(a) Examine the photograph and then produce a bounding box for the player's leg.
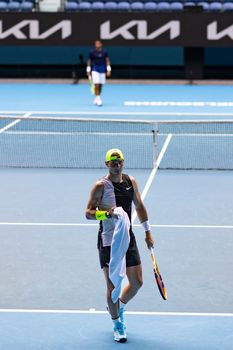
[118,265,142,330]
[96,73,106,106]
[91,71,101,105]
[119,236,142,326]
[103,267,127,343]
[103,267,120,319]
[121,264,143,304]
[94,84,100,97]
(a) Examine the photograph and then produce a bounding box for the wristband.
[95,210,111,220]
[141,220,151,232]
[107,65,111,72]
[86,66,91,73]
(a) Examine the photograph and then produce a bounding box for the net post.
[152,122,158,168]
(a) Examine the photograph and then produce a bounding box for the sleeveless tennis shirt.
[98,174,134,247]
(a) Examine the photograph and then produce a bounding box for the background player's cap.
[105,148,124,162]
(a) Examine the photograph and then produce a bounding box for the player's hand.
[109,207,118,219]
[106,71,111,78]
[145,231,154,249]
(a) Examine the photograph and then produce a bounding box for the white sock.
[119,299,126,310]
[112,317,120,326]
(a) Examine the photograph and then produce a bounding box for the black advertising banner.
[0,12,232,47]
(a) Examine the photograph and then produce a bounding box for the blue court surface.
[0,81,233,350]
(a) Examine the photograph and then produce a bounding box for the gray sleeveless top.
[99,176,117,246]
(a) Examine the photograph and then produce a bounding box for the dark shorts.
[97,232,141,269]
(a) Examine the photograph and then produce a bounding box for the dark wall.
[0,12,232,79]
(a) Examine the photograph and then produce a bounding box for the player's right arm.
[85,181,104,220]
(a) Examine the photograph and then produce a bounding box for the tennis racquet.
[88,75,95,95]
[150,247,167,300]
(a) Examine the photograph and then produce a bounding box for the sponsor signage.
[0,13,232,47]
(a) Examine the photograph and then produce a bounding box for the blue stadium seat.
[104,0,123,2]
[183,2,195,8]
[117,1,130,10]
[197,2,209,10]
[104,1,117,9]
[91,1,104,9]
[157,1,170,10]
[21,1,34,10]
[143,1,157,10]
[7,1,20,10]
[165,0,183,2]
[170,2,183,10]
[0,1,7,11]
[223,2,233,10]
[79,1,91,9]
[209,1,222,11]
[64,1,79,10]
[131,1,144,9]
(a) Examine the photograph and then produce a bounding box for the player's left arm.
[105,53,111,78]
[130,176,154,249]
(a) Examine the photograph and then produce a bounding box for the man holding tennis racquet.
[85,148,154,343]
[86,39,111,107]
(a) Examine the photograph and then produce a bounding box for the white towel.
[109,207,130,303]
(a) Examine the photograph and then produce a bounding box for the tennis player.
[85,148,154,343]
[86,39,111,107]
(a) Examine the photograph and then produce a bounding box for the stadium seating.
[157,1,170,10]
[78,1,91,9]
[21,1,34,10]
[104,1,118,9]
[64,1,79,10]
[91,1,104,9]
[208,1,223,10]
[0,0,223,13]
[143,1,157,10]
[130,1,144,10]
[0,1,7,11]
[117,1,130,10]
[7,1,20,10]
[197,2,209,10]
[0,0,230,12]
[0,0,35,11]
[170,2,183,10]
[223,2,233,10]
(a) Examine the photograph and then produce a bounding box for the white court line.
[124,101,233,107]
[0,223,232,229]
[5,131,153,137]
[0,112,32,134]
[1,110,233,117]
[0,119,21,133]
[0,309,232,317]
[131,134,173,224]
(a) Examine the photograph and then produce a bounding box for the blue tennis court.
[0,81,232,349]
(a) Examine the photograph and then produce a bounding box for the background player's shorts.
[92,71,106,84]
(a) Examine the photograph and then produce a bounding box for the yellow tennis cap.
[105,148,124,162]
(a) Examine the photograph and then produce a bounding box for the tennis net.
[0,116,233,170]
